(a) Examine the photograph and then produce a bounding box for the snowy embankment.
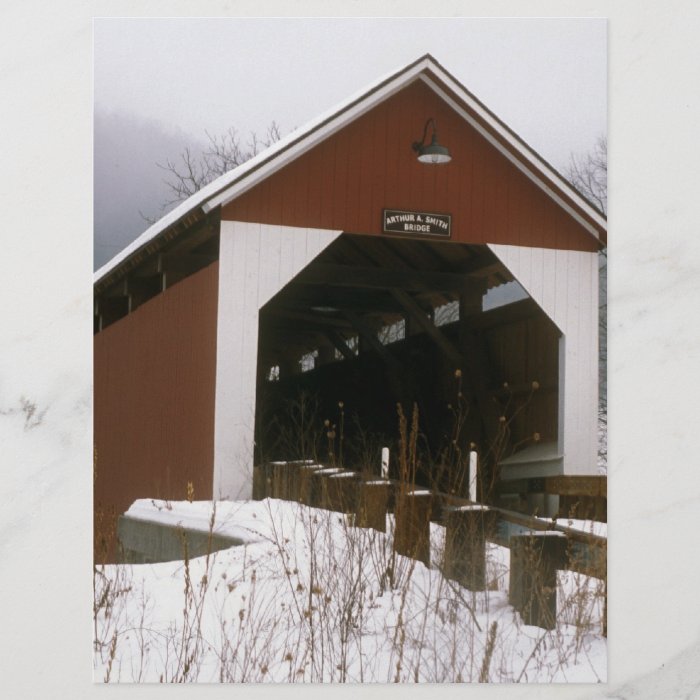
[94,498,606,683]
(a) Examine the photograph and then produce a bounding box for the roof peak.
[95,53,605,288]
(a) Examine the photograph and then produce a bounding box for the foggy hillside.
[94,110,205,270]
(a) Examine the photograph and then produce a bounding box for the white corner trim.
[212,222,342,500]
[487,244,599,477]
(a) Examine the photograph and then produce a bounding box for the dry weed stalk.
[93,392,605,683]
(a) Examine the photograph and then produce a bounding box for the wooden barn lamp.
[412,118,452,164]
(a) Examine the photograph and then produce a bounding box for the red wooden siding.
[94,263,219,526]
[484,314,560,446]
[223,80,598,252]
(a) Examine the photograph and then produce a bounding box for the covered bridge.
[94,54,606,525]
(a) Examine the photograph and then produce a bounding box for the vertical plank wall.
[94,263,219,521]
[213,222,342,499]
[488,244,599,475]
[222,80,600,254]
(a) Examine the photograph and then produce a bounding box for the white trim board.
[212,222,342,500]
[488,244,599,477]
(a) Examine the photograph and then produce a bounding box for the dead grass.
[93,391,606,683]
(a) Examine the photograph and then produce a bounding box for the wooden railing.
[253,461,607,634]
[496,475,607,523]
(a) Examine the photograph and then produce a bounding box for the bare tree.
[566,135,607,216]
[156,121,282,210]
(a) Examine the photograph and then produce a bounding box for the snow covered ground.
[94,498,606,683]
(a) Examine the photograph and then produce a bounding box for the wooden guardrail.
[496,475,607,522]
[253,462,607,634]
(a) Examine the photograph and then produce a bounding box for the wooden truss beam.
[326,330,357,361]
[344,237,456,308]
[389,288,463,367]
[296,263,474,294]
[341,309,418,414]
[343,310,399,370]
[265,283,409,315]
[391,279,507,459]
[261,309,354,331]
[497,476,607,499]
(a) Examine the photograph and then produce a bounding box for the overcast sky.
[94,17,606,269]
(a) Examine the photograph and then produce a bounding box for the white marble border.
[4,3,700,699]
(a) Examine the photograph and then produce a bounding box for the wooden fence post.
[295,464,322,503]
[307,467,344,508]
[443,505,493,591]
[325,472,360,513]
[356,479,391,532]
[271,462,292,500]
[394,489,432,567]
[509,531,567,630]
[253,462,273,500]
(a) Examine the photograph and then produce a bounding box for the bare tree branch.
[155,121,282,211]
[566,135,607,216]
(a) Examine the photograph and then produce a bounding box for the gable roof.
[95,54,606,287]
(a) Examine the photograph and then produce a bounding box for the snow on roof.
[93,172,223,283]
[94,54,606,287]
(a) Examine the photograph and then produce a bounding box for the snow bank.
[95,498,607,683]
[125,499,271,545]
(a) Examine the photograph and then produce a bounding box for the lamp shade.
[412,119,452,164]
[416,134,452,164]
